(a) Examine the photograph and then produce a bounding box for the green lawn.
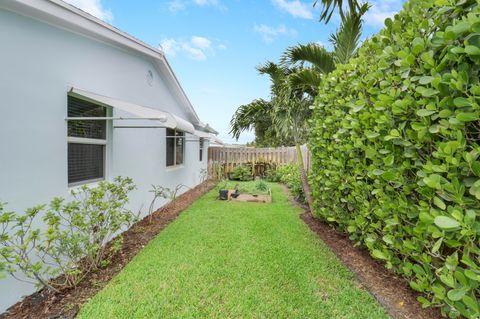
[78,182,389,319]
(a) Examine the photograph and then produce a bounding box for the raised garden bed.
[218,181,272,203]
[229,191,272,203]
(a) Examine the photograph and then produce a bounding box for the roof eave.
[0,0,201,124]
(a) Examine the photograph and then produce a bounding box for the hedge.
[310,0,480,317]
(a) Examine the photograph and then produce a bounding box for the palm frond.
[288,68,323,97]
[270,83,313,142]
[313,0,361,23]
[330,3,370,64]
[256,61,287,85]
[281,43,335,74]
[229,99,271,140]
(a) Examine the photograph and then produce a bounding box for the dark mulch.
[300,212,443,319]
[0,181,216,319]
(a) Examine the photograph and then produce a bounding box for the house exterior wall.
[0,9,208,312]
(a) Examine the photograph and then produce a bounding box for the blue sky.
[65,0,404,144]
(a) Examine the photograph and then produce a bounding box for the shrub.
[310,0,480,317]
[0,177,137,292]
[277,164,305,203]
[148,185,173,221]
[265,166,282,182]
[230,165,253,181]
[148,184,190,219]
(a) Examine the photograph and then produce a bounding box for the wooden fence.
[208,145,310,179]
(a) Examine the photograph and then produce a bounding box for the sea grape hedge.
[310,0,480,317]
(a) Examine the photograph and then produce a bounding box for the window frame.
[166,128,185,168]
[67,95,109,187]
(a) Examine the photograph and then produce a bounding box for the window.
[199,138,205,161]
[166,128,185,166]
[68,96,107,185]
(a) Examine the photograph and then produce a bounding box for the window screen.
[68,96,106,139]
[175,134,184,165]
[68,143,104,184]
[166,128,185,166]
[199,138,204,161]
[166,129,175,166]
[68,95,107,185]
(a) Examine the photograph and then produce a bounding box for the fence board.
[208,145,311,179]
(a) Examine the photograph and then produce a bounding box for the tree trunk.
[295,143,314,211]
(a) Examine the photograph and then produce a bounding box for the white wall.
[0,9,209,312]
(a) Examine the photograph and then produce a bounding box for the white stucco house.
[0,0,218,312]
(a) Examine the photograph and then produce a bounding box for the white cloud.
[160,36,225,61]
[191,36,212,50]
[364,0,403,27]
[254,24,297,43]
[167,0,225,13]
[64,0,112,21]
[271,0,313,19]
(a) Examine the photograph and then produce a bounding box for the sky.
[64,0,405,144]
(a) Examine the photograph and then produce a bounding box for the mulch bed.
[291,196,443,318]
[0,181,216,319]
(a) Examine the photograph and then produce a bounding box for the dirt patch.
[282,186,442,319]
[0,181,216,319]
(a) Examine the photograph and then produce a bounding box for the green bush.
[265,166,282,182]
[0,177,137,292]
[230,165,253,181]
[310,0,480,317]
[277,164,305,203]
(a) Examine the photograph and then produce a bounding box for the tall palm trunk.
[295,143,313,211]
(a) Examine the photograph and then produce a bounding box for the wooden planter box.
[228,189,272,203]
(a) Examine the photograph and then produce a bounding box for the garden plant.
[0,177,137,292]
[230,165,253,181]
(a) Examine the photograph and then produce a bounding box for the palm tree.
[230,2,370,211]
[255,62,315,210]
[282,3,369,96]
[314,0,361,23]
[269,78,315,210]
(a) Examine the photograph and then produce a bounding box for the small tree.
[147,185,173,222]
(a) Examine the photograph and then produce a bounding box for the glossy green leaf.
[447,289,466,302]
[457,112,479,122]
[434,216,461,230]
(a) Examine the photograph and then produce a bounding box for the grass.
[78,182,389,319]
